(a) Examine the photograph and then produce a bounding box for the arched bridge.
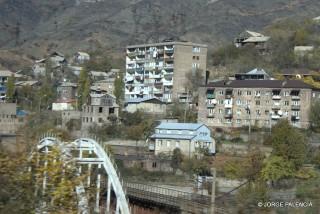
[35,135,130,214]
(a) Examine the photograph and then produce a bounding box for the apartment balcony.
[291,115,300,121]
[137,51,145,56]
[164,67,174,73]
[291,105,301,110]
[153,89,163,94]
[207,112,215,118]
[136,67,144,73]
[164,64,174,69]
[224,113,233,118]
[126,68,135,73]
[271,114,281,120]
[127,51,137,57]
[164,49,174,54]
[207,103,216,108]
[157,49,164,54]
[225,94,232,99]
[165,56,174,62]
[207,94,215,99]
[291,96,300,100]
[272,103,281,109]
[163,80,173,86]
[272,95,281,100]
[153,74,162,79]
[125,76,134,82]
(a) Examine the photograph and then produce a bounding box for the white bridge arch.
[37,136,130,214]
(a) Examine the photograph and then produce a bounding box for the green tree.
[294,28,309,46]
[235,180,269,213]
[309,100,320,132]
[5,74,15,102]
[77,68,91,110]
[269,120,307,169]
[167,100,197,123]
[261,156,295,184]
[114,72,124,105]
[171,148,183,173]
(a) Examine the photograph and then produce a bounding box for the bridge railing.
[124,182,211,212]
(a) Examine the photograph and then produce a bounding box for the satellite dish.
[278,110,283,115]
[212,99,217,104]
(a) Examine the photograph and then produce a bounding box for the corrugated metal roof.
[150,133,196,140]
[207,80,313,89]
[126,97,164,104]
[246,68,269,75]
[156,122,204,130]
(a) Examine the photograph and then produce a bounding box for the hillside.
[1,0,320,59]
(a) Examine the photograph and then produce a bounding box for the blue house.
[150,122,215,157]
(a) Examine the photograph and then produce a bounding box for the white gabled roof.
[246,30,264,37]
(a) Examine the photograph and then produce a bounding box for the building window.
[247,91,252,96]
[236,100,242,106]
[226,119,232,123]
[236,119,241,124]
[176,141,180,148]
[219,90,224,95]
[192,46,201,53]
[284,101,289,106]
[256,100,260,105]
[218,100,224,104]
[237,90,242,96]
[99,107,103,113]
[109,108,115,114]
[292,111,300,116]
[284,91,290,96]
[196,56,200,60]
[236,109,241,115]
[98,118,103,123]
[219,109,223,114]
[256,110,261,116]
[152,162,157,168]
[255,91,261,96]
[167,130,171,134]
[167,141,171,147]
[192,56,196,60]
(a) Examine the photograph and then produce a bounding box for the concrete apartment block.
[198,80,319,129]
[125,41,207,103]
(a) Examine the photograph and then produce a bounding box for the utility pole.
[210,168,216,214]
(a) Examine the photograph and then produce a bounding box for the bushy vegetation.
[211,18,320,75]
[88,110,157,141]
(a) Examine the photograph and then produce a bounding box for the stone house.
[81,93,119,130]
[125,97,167,114]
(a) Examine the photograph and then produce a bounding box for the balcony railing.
[224,113,233,118]
[272,95,281,100]
[272,103,281,109]
[291,115,300,121]
[291,96,300,100]
[271,114,281,120]
[127,52,137,57]
[207,113,215,118]
[291,105,301,110]
[207,94,215,99]
[207,103,216,108]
